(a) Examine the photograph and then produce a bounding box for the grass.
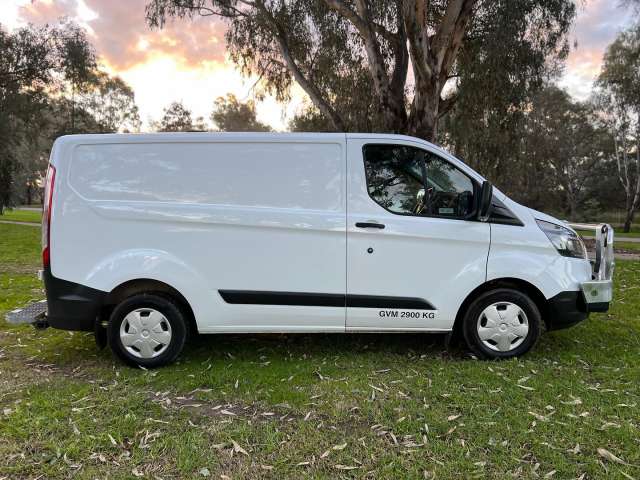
[580,224,640,239]
[616,230,640,238]
[1,223,639,479]
[0,208,42,224]
[616,241,640,253]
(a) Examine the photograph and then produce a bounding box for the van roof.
[53,131,436,147]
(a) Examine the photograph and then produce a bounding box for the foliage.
[146,0,575,141]
[442,85,609,219]
[595,25,640,233]
[0,22,92,212]
[288,102,336,132]
[523,87,611,219]
[79,70,142,133]
[211,93,271,131]
[152,101,207,132]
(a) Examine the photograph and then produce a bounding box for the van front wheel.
[462,288,542,359]
[107,294,187,367]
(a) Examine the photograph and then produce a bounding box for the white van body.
[33,133,614,365]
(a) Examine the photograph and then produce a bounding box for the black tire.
[107,293,187,368]
[462,288,542,359]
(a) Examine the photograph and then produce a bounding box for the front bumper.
[569,223,614,313]
[547,223,614,330]
[569,223,616,312]
[580,279,612,312]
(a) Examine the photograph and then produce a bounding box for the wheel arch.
[452,277,549,340]
[103,278,197,333]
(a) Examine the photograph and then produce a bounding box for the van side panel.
[51,137,347,332]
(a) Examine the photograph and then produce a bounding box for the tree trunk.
[623,210,633,233]
[407,76,440,142]
[624,195,638,233]
[569,199,577,222]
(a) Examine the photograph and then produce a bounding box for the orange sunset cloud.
[20,0,229,70]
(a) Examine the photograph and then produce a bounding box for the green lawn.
[580,227,640,240]
[0,208,42,224]
[616,241,640,252]
[1,223,639,479]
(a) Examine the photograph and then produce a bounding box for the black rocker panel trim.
[218,290,435,310]
[346,294,434,310]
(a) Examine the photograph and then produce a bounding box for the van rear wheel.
[107,294,187,367]
[462,288,542,359]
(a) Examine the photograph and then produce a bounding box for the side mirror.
[478,180,493,222]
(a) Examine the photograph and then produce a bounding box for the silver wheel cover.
[119,308,172,359]
[477,302,529,352]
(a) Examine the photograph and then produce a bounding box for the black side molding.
[347,294,434,310]
[218,290,435,310]
[219,290,344,307]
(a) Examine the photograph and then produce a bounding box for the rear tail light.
[42,164,56,267]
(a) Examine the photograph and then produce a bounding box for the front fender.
[488,225,592,299]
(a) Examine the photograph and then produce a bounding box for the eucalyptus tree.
[146,0,575,141]
[596,25,640,232]
[527,88,610,219]
[0,21,95,213]
[79,71,142,133]
[211,93,271,131]
[153,101,208,132]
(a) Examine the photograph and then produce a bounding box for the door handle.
[355,222,385,229]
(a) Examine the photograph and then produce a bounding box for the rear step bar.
[5,299,49,329]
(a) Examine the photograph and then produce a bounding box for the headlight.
[536,219,587,259]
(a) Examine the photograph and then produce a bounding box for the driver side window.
[363,144,475,219]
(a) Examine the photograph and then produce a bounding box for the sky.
[0,0,635,130]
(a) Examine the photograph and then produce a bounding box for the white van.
[7,133,614,367]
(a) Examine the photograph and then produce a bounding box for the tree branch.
[429,0,475,75]
[438,93,458,118]
[389,0,409,98]
[256,2,345,130]
[323,0,369,32]
[402,0,432,80]
[438,0,475,83]
[324,0,391,95]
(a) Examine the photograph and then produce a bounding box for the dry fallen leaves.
[597,448,627,465]
[231,440,249,456]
